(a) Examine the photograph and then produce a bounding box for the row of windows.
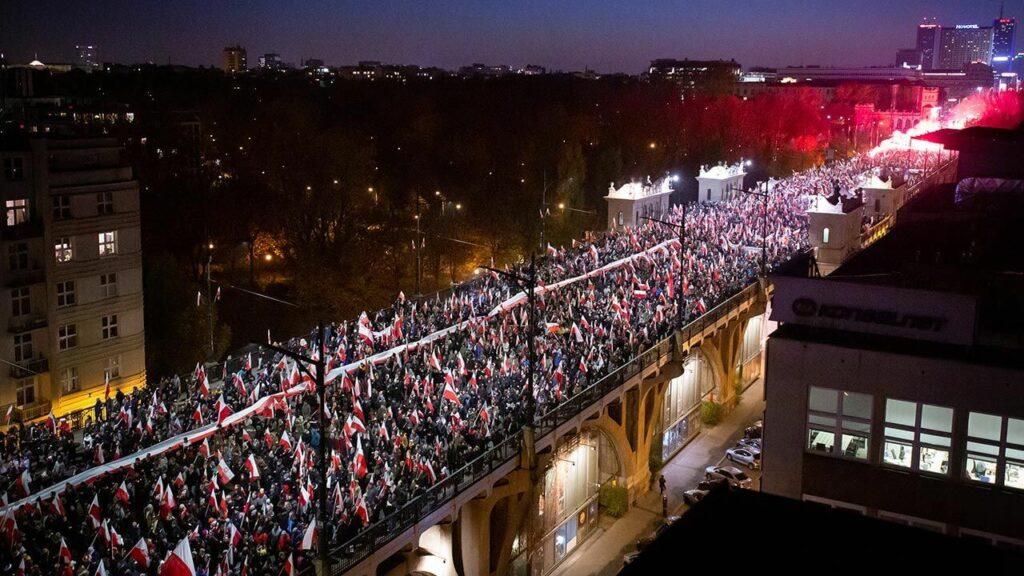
[13,357,121,405]
[55,231,119,263]
[13,314,120,359]
[4,192,117,227]
[8,274,118,317]
[806,386,1024,491]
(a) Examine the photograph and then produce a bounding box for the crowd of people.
[0,149,934,575]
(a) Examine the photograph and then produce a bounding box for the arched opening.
[650,350,717,465]
[735,314,765,390]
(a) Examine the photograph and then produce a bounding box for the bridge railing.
[326,281,762,574]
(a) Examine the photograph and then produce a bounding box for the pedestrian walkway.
[549,378,765,576]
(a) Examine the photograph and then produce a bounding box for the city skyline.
[2,0,1021,72]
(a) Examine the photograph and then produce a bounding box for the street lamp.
[742,182,770,277]
[639,211,685,330]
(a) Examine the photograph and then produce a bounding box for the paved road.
[548,378,765,576]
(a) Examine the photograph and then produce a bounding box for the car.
[705,465,752,488]
[696,478,727,491]
[682,489,708,505]
[744,420,763,439]
[726,447,760,469]
[623,521,673,564]
[737,437,762,452]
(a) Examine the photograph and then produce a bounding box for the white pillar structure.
[604,175,674,230]
[695,161,746,203]
[859,174,901,219]
[807,194,864,275]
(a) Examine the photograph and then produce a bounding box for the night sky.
[2,1,1020,72]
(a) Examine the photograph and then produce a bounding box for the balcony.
[8,357,49,379]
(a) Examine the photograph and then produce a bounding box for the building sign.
[771,276,976,345]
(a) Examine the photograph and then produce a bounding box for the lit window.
[822,227,831,244]
[882,399,952,474]
[61,367,79,393]
[105,355,121,380]
[57,280,76,307]
[98,231,118,256]
[100,272,118,298]
[101,314,118,339]
[5,198,29,226]
[58,323,77,350]
[965,412,1024,490]
[806,387,872,459]
[10,287,30,317]
[55,237,74,263]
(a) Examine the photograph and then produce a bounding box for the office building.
[222,45,247,73]
[74,45,98,72]
[762,125,1024,546]
[2,135,147,421]
[992,18,1017,71]
[916,22,942,70]
[937,25,994,70]
[259,53,282,70]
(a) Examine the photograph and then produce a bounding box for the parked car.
[696,478,727,491]
[726,447,760,469]
[737,437,762,452]
[744,420,763,439]
[682,489,708,505]
[705,465,752,488]
[622,520,674,565]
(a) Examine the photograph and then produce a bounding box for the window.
[882,399,952,475]
[822,227,831,244]
[806,387,872,459]
[100,272,117,298]
[16,378,35,406]
[98,231,118,256]
[101,314,118,339]
[13,332,32,362]
[10,287,30,317]
[52,195,71,220]
[56,280,76,307]
[105,356,121,381]
[3,157,24,181]
[61,367,79,393]
[97,191,114,215]
[8,242,29,271]
[55,236,74,263]
[58,323,77,351]
[965,412,1024,490]
[5,198,29,226]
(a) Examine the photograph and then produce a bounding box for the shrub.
[599,483,629,518]
[701,400,724,425]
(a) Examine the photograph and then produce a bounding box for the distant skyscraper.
[74,44,98,72]
[992,18,1017,71]
[222,45,247,73]
[916,23,941,70]
[937,25,994,69]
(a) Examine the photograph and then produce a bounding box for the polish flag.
[217,458,235,485]
[89,494,103,526]
[244,454,260,479]
[14,469,31,496]
[153,477,165,500]
[355,495,369,526]
[95,560,107,576]
[233,372,247,397]
[589,244,599,266]
[428,351,442,371]
[349,414,366,435]
[244,353,252,371]
[192,405,203,425]
[479,405,490,423]
[352,399,365,422]
[196,364,209,398]
[129,537,150,568]
[283,553,295,576]
[51,493,66,518]
[227,522,242,547]
[199,438,211,459]
[215,396,233,426]
[159,537,196,576]
[59,536,72,562]
[354,436,368,478]
[104,372,111,400]
[301,518,317,550]
[279,430,292,451]
[115,480,130,504]
[442,380,462,406]
[161,487,176,519]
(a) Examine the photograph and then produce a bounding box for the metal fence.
[323,281,762,574]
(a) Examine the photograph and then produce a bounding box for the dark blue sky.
[2,1,1020,72]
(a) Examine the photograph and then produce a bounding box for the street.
[549,377,765,576]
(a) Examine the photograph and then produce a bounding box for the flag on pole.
[301,519,317,550]
[129,537,150,568]
[159,537,196,576]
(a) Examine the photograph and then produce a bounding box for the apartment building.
[2,135,146,421]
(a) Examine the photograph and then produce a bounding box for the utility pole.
[206,247,215,358]
[741,183,770,277]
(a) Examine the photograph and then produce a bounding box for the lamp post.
[640,205,686,330]
[213,280,331,574]
[741,182,770,277]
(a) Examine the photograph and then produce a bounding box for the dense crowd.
[0,149,932,575]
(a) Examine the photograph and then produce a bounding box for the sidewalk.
[549,378,765,576]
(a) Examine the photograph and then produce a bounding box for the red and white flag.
[442,380,462,407]
[89,494,102,526]
[129,537,150,568]
[354,436,368,478]
[159,537,196,576]
[301,518,317,550]
[283,553,295,576]
[244,454,260,479]
[59,536,72,562]
[115,480,130,504]
[217,458,235,485]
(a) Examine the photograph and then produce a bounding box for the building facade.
[222,45,247,73]
[2,136,146,420]
[916,23,942,70]
[937,25,994,70]
[992,18,1017,71]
